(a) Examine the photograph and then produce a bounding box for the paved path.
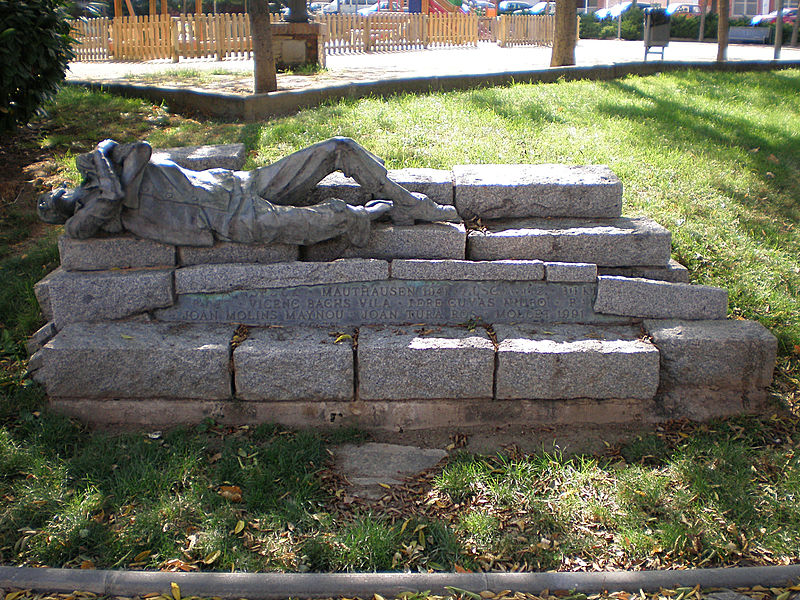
[66,38,800,94]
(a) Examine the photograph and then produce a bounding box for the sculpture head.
[37,148,107,224]
[37,185,87,224]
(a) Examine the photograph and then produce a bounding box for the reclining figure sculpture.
[38,137,460,247]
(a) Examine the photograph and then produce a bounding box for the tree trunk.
[773,0,784,58]
[249,0,277,93]
[791,9,799,46]
[698,0,706,41]
[716,0,728,61]
[550,0,577,67]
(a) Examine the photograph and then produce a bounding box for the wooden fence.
[70,12,558,61]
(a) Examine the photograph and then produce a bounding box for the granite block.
[26,321,57,357]
[643,319,777,388]
[176,259,389,294]
[545,262,598,282]
[358,325,495,400]
[58,234,176,271]
[234,327,353,401]
[34,269,57,322]
[178,241,298,266]
[31,322,233,399]
[466,217,671,267]
[44,268,175,328]
[151,143,246,171]
[598,259,690,283]
[303,222,466,261]
[391,259,545,281]
[495,324,660,400]
[453,164,622,220]
[595,276,728,320]
[309,169,453,207]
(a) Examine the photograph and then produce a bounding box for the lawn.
[0,69,798,574]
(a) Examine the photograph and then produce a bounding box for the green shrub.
[0,0,76,130]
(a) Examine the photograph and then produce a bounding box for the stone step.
[453,164,623,220]
[467,216,671,267]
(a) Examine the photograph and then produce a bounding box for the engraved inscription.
[156,281,602,326]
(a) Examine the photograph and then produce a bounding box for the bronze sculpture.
[38,137,460,247]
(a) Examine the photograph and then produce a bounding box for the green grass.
[1,68,799,572]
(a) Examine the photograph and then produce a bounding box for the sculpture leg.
[249,137,460,225]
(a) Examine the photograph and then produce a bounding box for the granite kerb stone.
[595,276,728,320]
[598,258,690,283]
[308,169,454,207]
[175,259,390,294]
[302,222,466,261]
[453,164,623,220]
[58,234,176,271]
[151,143,246,171]
[494,323,661,401]
[544,261,598,282]
[40,267,175,328]
[234,327,354,401]
[357,325,495,401]
[32,321,234,400]
[390,259,545,281]
[178,241,299,266]
[466,216,672,267]
[643,319,777,389]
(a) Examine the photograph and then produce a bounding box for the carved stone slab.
[155,280,620,327]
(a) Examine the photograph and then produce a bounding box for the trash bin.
[644,7,670,60]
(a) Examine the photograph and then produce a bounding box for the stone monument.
[28,140,778,436]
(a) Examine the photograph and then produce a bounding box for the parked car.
[595,1,650,18]
[665,2,701,15]
[750,7,796,24]
[528,0,556,13]
[499,0,535,13]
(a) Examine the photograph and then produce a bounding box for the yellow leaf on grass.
[203,550,221,565]
[80,560,95,569]
[218,485,242,502]
[171,581,181,600]
[234,520,245,534]
[133,550,151,562]
[6,592,25,600]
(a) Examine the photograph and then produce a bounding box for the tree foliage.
[0,0,76,130]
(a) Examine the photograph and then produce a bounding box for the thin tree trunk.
[791,10,799,46]
[249,0,277,93]
[550,0,577,67]
[773,0,783,57]
[698,0,706,41]
[716,0,728,61]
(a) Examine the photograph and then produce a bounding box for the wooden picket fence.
[70,12,560,61]
[496,14,555,47]
[322,12,476,53]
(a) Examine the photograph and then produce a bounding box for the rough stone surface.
[58,234,176,271]
[26,322,57,356]
[178,241,298,266]
[175,259,388,294]
[310,169,453,207]
[655,387,770,421]
[43,267,174,328]
[644,319,777,389]
[358,326,495,400]
[545,261,598,282]
[151,143,247,171]
[391,259,545,281]
[595,276,728,320]
[495,324,660,400]
[599,259,690,283]
[33,270,56,322]
[453,164,622,220]
[467,217,671,266]
[302,223,466,261]
[31,322,233,399]
[335,442,447,497]
[234,327,354,401]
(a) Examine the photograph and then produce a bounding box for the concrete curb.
[67,59,800,122]
[3,565,800,599]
